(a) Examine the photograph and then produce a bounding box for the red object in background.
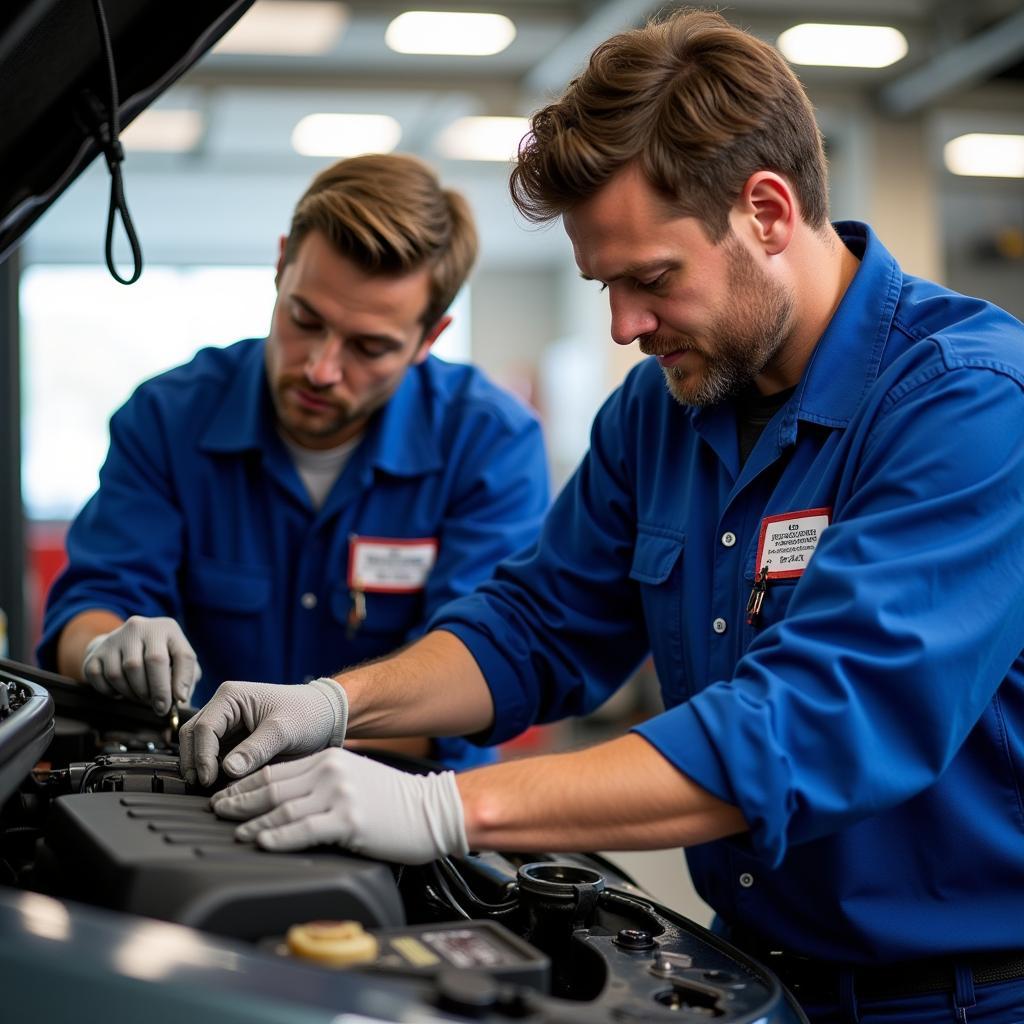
[499,724,563,760]
[26,520,69,653]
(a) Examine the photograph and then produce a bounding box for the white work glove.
[211,747,468,863]
[178,678,348,787]
[83,615,200,716]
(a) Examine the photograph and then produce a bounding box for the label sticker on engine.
[421,928,509,968]
[390,936,440,967]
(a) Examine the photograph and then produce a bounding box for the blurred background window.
[20,266,469,520]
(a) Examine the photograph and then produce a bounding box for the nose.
[608,289,658,347]
[305,336,343,388]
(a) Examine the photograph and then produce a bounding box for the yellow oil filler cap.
[286,919,380,967]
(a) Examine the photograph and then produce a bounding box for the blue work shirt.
[432,223,1024,960]
[39,339,550,770]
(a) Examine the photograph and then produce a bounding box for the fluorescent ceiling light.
[291,114,402,157]
[436,116,531,162]
[777,23,908,68]
[121,109,204,152]
[214,1,348,55]
[944,134,1024,178]
[386,11,516,56]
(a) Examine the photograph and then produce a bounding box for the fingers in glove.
[179,692,248,787]
[233,786,329,839]
[82,655,119,698]
[141,647,173,716]
[221,718,292,779]
[100,658,136,701]
[211,758,317,820]
[112,626,151,707]
[251,809,342,852]
[165,632,199,707]
[177,715,199,786]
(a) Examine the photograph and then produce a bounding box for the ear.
[274,235,288,287]
[414,314,452,364]
[733,172,796,256]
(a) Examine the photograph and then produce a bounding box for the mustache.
[638,334,700,357]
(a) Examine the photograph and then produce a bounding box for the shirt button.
[712,617,727,634]
[300,592,318,610]
[739,873,754,888]
[721,531,737,547]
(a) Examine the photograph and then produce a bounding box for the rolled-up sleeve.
[636,359,1024,865]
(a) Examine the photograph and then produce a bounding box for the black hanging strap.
[91,0,143,285]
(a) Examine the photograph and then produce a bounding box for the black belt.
[742,946,1024,1003]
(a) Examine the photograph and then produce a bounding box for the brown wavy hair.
[510,8,828,241]
[283,153,478,330]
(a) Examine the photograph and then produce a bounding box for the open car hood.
[0,0,254,262]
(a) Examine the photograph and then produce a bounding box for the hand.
[82,616,200,715]
[178,678,348,787]
[211,748,468,863]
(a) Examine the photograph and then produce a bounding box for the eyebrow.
[579,259,680,285]
[289,295,406,348]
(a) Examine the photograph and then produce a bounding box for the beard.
[642,236,794,408]
[272,377,389,451]
[276,381,357,438]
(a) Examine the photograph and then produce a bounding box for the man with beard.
[186,11,1024,1021]
[38,153,549,770]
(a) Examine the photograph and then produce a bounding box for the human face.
[563,164,795,406]
[265,230,448,449]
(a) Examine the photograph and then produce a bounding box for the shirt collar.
[361,357,443,477]
[688,221,902,469]
[198,338,271,454]
[198,342,443,477]
[790,220,903,430]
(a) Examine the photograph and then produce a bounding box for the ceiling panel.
[22,0,1024,270]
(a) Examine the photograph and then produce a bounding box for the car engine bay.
[0,658,804,1023]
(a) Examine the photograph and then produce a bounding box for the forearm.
[337,630,494,740]
[56,609,125,679]
[345,736,431,758]
[458,732,748,852]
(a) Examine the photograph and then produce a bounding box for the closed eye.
[636,271,669,291]
[597,272,670,293]
[352,341,394,359]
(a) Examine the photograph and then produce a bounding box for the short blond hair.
[283,154,478,330]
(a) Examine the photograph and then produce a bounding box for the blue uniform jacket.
[431,223,1024,959]
[39,340,550,770]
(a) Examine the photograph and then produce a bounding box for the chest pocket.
[629,531,684,585]
[330,586,423,639]
[629,530,688,703]
[184,558,272,613]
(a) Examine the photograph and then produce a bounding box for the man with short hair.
[186,12,1024,1019]
[40,153,549,770]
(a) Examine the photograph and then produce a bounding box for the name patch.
[348,536,438,593]
[754,508,831,580]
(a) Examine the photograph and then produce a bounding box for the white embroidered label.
[755,507,831,580]
[348,537,438,593]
